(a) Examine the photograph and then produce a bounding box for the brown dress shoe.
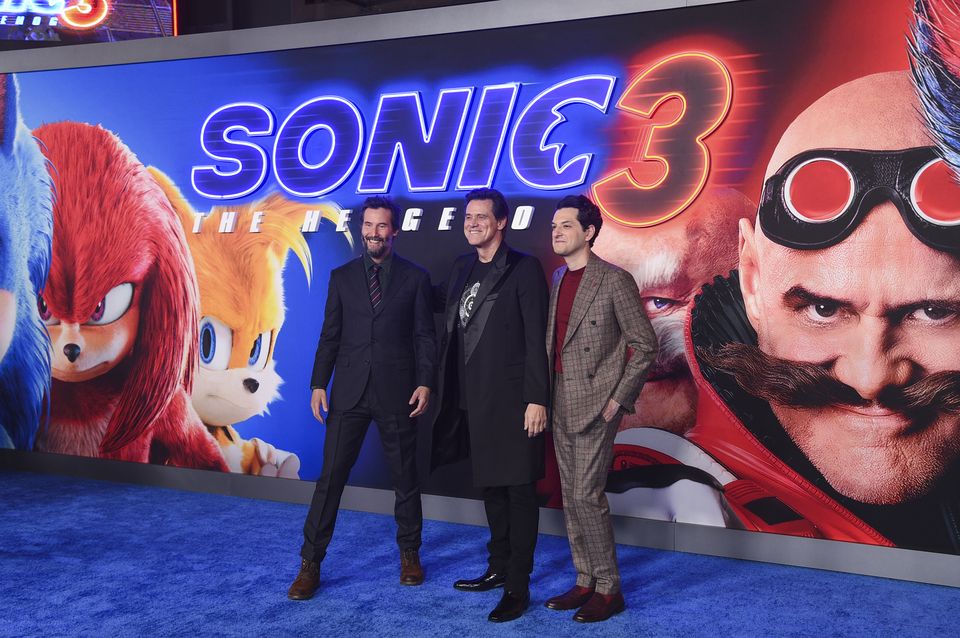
[573,591,625,622]
[544,585,595,610]
[400,548,424,586]
[287,558,320,600]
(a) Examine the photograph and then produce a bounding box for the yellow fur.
[150,167,343,477]
[151,167,343,367]
[209,425,263,475]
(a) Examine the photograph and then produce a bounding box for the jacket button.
[587,374,594,379]
[363,359,370,365]
[591,320,596,325]
[584,347,590,352]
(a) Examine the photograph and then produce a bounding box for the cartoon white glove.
[250,437,301,479]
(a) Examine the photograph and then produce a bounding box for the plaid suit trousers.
[553,372,622,594]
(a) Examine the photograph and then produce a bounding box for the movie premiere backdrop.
[4,0,960,555]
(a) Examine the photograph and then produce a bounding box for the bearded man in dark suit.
[289,196,436,600]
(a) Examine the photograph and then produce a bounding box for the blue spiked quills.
[910,0,960,172]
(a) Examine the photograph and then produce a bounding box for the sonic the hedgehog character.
[0,74,52,451]
[155,169,336,478]
[33,122,228,471]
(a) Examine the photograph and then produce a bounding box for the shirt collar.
[363,251,394,272]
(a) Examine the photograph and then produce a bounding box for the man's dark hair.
[465,188,510,236]
[556,194,603,246]
[360,195,401,231]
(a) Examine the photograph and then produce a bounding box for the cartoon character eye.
[248,330,272,369]
[86,283,134,326]
[37,294,60,326]
[199,316,232,371]
[642,296,682,316]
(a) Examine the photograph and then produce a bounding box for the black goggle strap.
[759,147,960,252]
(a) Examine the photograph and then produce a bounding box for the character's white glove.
[251,437,301,479]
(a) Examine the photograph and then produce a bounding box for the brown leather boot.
[287,558,320,600]
[400,548,424,586]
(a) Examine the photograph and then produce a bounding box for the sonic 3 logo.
[192,51,732,227]
[0,1,109,29]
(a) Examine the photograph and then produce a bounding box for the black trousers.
[301,382,422,563]
[483,482,539,593]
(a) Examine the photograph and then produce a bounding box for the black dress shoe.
[453,570,506,592]
[488,589,530,623]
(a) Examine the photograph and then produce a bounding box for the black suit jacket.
[430,243,549,487]
[311,254,436,414]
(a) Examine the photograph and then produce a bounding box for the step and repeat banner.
[3,0,960,555]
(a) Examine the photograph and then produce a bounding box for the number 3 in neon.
[591,52,733,228]
[61,0,110,30]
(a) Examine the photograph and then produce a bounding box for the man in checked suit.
[544,195,657,622]
[288,196,436,600]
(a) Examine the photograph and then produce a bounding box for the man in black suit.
[288,196,437,600]
[431,188,550,623]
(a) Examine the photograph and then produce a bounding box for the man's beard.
[698,343,960,422]
[365,236,387,259]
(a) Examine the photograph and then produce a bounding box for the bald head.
[747,70,942,317]
[737,71,960,505]
[765,71,932,179]
[753,71,935,265]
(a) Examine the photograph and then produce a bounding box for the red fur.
[36,122,227,471]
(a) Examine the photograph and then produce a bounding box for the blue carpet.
[0,470,957,637]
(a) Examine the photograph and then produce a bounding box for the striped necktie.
[369,263,382,310]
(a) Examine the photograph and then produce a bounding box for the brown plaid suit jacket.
[547,253,658,432]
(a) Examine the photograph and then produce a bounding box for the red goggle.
[758,147,960,252]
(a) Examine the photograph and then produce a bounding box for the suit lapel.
[562,254,603,350]
[465,243,509,327]
[354,259,374,315]
[446,256,474,333]
[546,265,566,371]
[463,243,512,364]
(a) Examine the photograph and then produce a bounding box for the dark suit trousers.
[483,482,539,593]
[301,381,422,562]
[469,401,539,592]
